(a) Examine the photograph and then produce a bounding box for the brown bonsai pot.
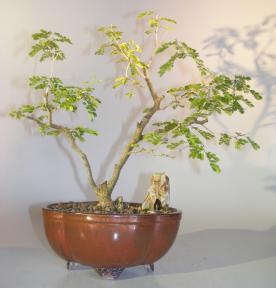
[42,202,182,279]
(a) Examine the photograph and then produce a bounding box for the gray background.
[0,0,276,285]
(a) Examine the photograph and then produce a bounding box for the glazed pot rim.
[43,201,182,217]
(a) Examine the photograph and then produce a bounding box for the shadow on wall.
[203,14,276,138]
[203,15,276,194]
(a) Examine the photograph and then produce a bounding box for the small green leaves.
[21,104,35,113]
[206,152,221,173]
[137,11,154,19]
[46,130,60,136]
[193,127,214,140]
[29,29,72,62]
[113,76,128,89]
[137,11,176,35]
[10,104,36,119]
[250,89,262,100]
[166,140,185,149]
[125,91,134,98]
[160,17,177,24]
[158,41,210,77]
[155,41,176,54]
[72,126,98,142]
[10,17,263,180]
[159,54,177,76]
[246,137,260,150]
[235,138,248,149]
[29,76,49,90]
[9,109,23,119]
[219,133,260,151]
[30,76,101,121]
[219,133,231,145]
[96,24,146,95]
[32,29,72,44]
[143,131,164,145]
[95,43,109,55]
[97,25,123,41]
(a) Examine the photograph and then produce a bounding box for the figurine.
[142,173,170,212]
[158,173,170,208]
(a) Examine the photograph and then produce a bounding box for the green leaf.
[210,162,221,173]
[21,105,35,113]
[148,18,159,28]
[125,91,134,98]
[250,89,263,100]
[160,17,177,24]
[235,138,248,149]
[206,152,221,173]
[9,110,23,119]
[193,127,214,140]
[246,137,260,150]
[137,11,154,19]
[219,133,231,146]
[47,130,60,136]
[95,44,108,55]
[166,140,185,150]
[29,76,48,90]
[143,131,164,145]
[29,29,72,62]
[159,54,177,76]
[155,41,175,54]
[113,76,128,89]
[82,127,98,136]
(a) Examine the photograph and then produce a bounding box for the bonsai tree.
[10,11,262,212]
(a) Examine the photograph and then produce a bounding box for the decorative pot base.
[67,261,155,279]
[95,267,125,279]
[67,261,91,271]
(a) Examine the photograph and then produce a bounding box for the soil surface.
[47,201,176,215]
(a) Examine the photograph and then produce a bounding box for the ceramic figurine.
[158,173,170,208]
[142,173,170,212]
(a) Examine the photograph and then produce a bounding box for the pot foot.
[95,267,125,279]
[145,263,154,272]
[67,261,91,270]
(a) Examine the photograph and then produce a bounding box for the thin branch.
[148,15,160,67]
[36,56,99,193]
[107,70,163,194]
[142,67,160,103]
[62,129,98,193]
[26,116,99,194]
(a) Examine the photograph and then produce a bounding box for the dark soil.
[47,201,176,215]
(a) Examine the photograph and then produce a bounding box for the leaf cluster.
[11,30,100,143]
[156,40,210,76]
[95,25,147,96]
[29,29,72,61]
[137,11,177,34]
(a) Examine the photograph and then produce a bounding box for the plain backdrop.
[1,1,276,272]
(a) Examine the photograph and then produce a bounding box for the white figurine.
[142,173,170,212]
[158,173,170,208]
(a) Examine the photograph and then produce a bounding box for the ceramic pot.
[42,202,182,279]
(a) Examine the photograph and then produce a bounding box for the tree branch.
[62,129,98,193]
[26,115,98,193]
[107,70,163,194]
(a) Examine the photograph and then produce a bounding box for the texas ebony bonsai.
[10,11,262,214]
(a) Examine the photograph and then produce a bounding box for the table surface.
[0,245,275,288]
